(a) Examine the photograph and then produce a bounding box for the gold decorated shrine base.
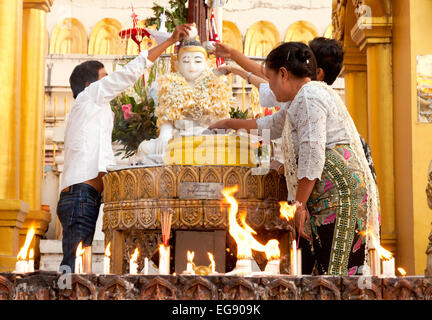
[164,135,258,167]
[102,165,292,274]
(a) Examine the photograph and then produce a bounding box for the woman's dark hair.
[69,60,105,99]
[265,42,317,80]
[309,37,344,85]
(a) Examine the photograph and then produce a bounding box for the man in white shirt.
[57,24,192,272]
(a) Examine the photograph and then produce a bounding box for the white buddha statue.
[137,40,233,165]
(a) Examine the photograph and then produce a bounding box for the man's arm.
[83,24,192,105]
[148,24,192,62]
[215,43,268,80]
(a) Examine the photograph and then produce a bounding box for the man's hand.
[215,42,233,59]
[169,24,193,44]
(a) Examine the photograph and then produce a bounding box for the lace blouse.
[258,81,351,181]
[288,81,350,180]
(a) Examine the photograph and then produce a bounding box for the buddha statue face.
[177,41,208,84]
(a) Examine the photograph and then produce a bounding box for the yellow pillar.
[341,0,369,143]
[342,47,368,142]
[352,17,396,254]
[19,0,53,268]
[0,0,30,272]
[366,43,395,252]
[393,0,432,275]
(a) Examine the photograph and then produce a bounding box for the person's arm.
[215,43,268,80]
[208,118,258,133]
[256,103,289,140]
[84,24,192,105]
[147,24,191,61]
[217,65,266,88]
[294,178,316,241]
[293,91,328,240]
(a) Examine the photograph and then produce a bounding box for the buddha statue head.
[177,40,209,86]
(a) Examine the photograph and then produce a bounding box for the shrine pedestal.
[102,165,292,275]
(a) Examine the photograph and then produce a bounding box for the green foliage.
[110,64,159,159]
[229,106,249,119]
[146,0,188,31]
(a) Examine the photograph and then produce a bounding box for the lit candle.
[15,260,27,273]
[297,248,302,276]
[397,267,407,277]
[159,245,170,275]
[263,239,281,274]
[103,242,111,274]
[129,248,139,274]
[74,242,85,274]
[233,258,252,275]
[208,252,216,274]
[186,250,195,274]
[144,257,149,275]
[83,246,92,274]
[382,257,395,277]
[264,259,280,274]
[291,239,297,275]
[28,249,35,273]
[369,248,381,276]
[15,227,35,273]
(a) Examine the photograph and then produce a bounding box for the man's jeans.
[57,183,102,273]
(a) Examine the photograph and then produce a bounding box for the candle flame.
[361,228,393,261]
[105,242,111,257]
[279,201,296,221]
[398,267,407,276]
[17,227,36,261]
[222,185,279,261]
[29,249,34,260]
[76,241,85,258]
[131,247,139,263]
[223,185,262,259]
[187,250,195,263]
[264,239,280,260]
[208,252,215,265]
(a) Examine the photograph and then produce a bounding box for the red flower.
[122,104,134,120]
[264,108,273,116]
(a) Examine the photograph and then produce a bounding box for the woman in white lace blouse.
[209,42,380,276]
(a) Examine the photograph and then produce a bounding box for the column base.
[0,199,29,272]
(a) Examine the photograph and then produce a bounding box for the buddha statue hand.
[136,122,175,165]
[174,119,208,136]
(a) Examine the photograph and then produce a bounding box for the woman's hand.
[169,24,193,44]
[208,119,231,130]
[215,43,233,59]
[217,64,244,76]
[295,203,312,241]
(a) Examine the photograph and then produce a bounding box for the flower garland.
[155,68,234,127]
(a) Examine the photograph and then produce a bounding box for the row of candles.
[73,241,216,275]
[15,203,406,278]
